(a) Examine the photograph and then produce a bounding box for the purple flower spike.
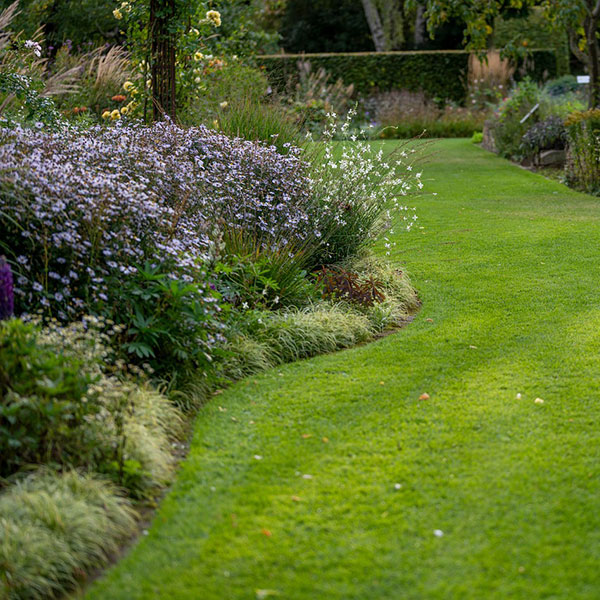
[0,256,14,320]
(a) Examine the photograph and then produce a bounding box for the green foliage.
[226,304,375,371]
[280,0,373,53]
[261,50,470,103]
[0,319,101,476]
[493,7,570,75]
[105,264,222,376]
[488,77,541,159]
[0,469,136,600]
[316,266,386,307]
[84,139,600,600]
[1,0,118,48]
[520,115,566,156]
[214,98,303,154]
[181,60,270,124]
[284,60,355,134]
[472,130,484,143]
[260,50,556,104]
[565,109,600,195]
[544,75,580,97]
[377,112,486,138]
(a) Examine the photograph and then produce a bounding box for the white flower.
[433,529,444,537]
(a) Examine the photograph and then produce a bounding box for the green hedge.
[259,50,557,103]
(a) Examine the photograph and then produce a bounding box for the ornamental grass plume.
[0,255,14,320]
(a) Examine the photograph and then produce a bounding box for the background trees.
[422,0,600,107]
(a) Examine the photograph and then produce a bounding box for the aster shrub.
[0,120,313,317]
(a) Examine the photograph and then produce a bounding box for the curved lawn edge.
[86,139,600,600]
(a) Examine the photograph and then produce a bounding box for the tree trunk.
[361,0,387,52]
[587,22,600,108]
[587,0,600,108]
[414,3,426,48]
[150,0,177,121]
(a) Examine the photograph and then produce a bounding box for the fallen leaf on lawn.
[231,416,238,422]
[433,529,444,537]
[516,393,522,400]
[469,345,477,349]
[379,381,385,385]
[291,495,302,502]
[426,318,434,323]
[218,406,226,412]
[253,455,263,460]
[301,433,312,439]
[419,393,430,401]
[534,397,544,404]
[260,528,272,537]
[256,590,280,599]
[394,483,402,490]
[322,437,329,443]
[302,474,313,480]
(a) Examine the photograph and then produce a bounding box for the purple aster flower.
[0,256,14,320]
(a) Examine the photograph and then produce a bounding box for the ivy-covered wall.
[259,49,558,103]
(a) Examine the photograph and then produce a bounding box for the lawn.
[84,139,600,599]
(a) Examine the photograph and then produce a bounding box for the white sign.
[577,75,591,84]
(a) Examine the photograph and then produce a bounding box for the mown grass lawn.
[85,139,600,599]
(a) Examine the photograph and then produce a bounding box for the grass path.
[86,140,600,599]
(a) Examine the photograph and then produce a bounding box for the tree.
[360,0,410,51]
[421,0,600,107]
[150,0,177,120]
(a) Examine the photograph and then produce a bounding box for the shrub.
[181,60,270,126]
[487,77,541,159]
[284,59,355,133]
[565,109,600,195]
[316,266,385,307]
[0,317,181,493]
[305,111,422,266]
[365,89,487,139]
[520,115,566,156]
[106,263,223,376]
[259,50,557,104]
[472,131,483,143]
[0,121,311,323]
[544,75,580,97]
[216,230,316,310]
[0,469,136,600]
[468,51,513,110]
[260,51,471,102]
[0,318,105,477]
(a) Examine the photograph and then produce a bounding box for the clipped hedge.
[259,49,557,103]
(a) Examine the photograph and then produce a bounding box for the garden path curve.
[86,139,600,600]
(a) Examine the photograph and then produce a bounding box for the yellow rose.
[123,81,134,92]
[110,109,121,120]
[206,10,221,27]
[194,52,204,61]
[120,106,129,115]
[101,110,111,120]
[113,8,123,19]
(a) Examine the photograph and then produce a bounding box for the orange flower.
[111,95,127,102]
